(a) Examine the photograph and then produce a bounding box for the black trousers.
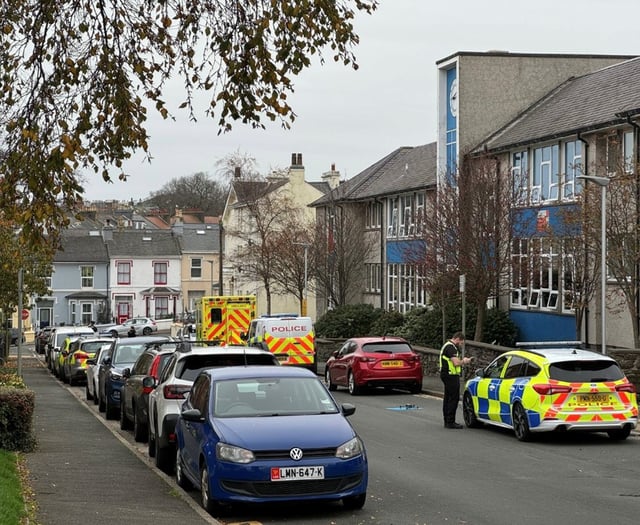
[441,374,461,425]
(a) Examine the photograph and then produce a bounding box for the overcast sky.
[82,0,640,202]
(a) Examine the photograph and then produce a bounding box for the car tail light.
[74,352,89,360]
[532,384,572,396]
[163,384,190,399]
[142,385,155,395]
[616,383,636,394]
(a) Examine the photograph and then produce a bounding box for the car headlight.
[336,437,363,459]
[216,442,255,464]
[109,371,123,381]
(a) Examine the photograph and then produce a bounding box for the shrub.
[315,304,384,338]
[370,310,405,336]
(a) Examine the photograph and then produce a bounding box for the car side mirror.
[122,368,131,379]
[331,350,339,358]
[341,403,356,417]
[102,356,112,366]
[86,358,96,366]
[142,376,156,389]
[181,408,204,422]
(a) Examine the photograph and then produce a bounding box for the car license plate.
[574,393,610,405]
[271,466,324,481]
[381,360,403,368]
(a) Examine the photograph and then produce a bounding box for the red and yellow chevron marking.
[264,333,315,365]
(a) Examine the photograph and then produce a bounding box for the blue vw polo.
[175,366,368,515]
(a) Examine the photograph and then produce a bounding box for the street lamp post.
[577,175,610,354]
[293,242,310,316]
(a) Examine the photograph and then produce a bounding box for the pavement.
[7,343,444,525]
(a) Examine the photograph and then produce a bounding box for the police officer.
[440,331,472,429]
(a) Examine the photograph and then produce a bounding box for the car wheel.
[409,383,422,394]
[85,383,92,401]
[512,403,532,442]
[119,400,132,430]
[105,398,119,420]
[325,368,337,391]
[155,435,174,474]
[142,327,152,336]
[92,384,99,405]
[347,371,361,396]
[98,392,106,412]
[200,464,221,515]
[133,407,147,442]
[462,392,481,428]
[68,374,76,387]
[607,427,632,440]
[175,448,193,490]
[343,492,366,510]
[110,330,118,338]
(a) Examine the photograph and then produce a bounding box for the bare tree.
[311,203,371,308]
[270,216,316,314]
[226,176,295,314]
[147,172,227,216]
[415,155,519,341]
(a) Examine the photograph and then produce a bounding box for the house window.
[366,201,382,229]
[511,238,562,311]
[399,195,413,237]
[155,296,169,319]
[511,150,528,205]
[414,192,426,235]
[81,266,94,288]
[154,262,168,285]
[624,130,635,173]
[117,261,131,285]
[563,140,582,200]
[387,198,399,238]
[191,258,202,279]
[532,144,559,202]
[365,263,381,293]
[81,303,93,325]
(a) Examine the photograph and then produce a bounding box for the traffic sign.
[21,309,29,320]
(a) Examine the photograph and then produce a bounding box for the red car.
[325,337,423,395]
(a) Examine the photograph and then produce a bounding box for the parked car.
[35,326,54,354]
[324,336,423,395]
[46,326,96,375]
[97,335,172,420]
[147,345,280,473]
[120,342,178,442]
[61,336,114,386]
[462,347,638,441]
[86,340,115,403]
[175,366,368,515]
[9,327,25,346]
[100,317,158,338]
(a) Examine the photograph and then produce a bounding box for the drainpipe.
[577,133,590,347]
[626,117,640,343]
[375,197,385,310]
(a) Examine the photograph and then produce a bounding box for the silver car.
[100,317,158,338]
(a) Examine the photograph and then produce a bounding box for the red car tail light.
[163,384,191,399]
[357,356,376,363]
[73,352,89,360]
[532,384,572,396]
[616,383,636,394]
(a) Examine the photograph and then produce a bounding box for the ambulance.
[246,314,317,373]
[195,295,256,345]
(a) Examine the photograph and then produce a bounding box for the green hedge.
[0,369,36,452]
[316,303,518,349]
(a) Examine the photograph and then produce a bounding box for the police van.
[246,315,317,373]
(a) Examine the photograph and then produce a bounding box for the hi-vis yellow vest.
[439,341,461,376]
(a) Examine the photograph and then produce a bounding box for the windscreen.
[362,342,412,354]
[549,360,625,382]
[178,353,277,381]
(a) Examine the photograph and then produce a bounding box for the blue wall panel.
[509,309,576,343]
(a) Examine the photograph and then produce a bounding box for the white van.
[46,326,97,375]
[246,315,316,373]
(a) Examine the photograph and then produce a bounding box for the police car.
[462,347,638,441]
